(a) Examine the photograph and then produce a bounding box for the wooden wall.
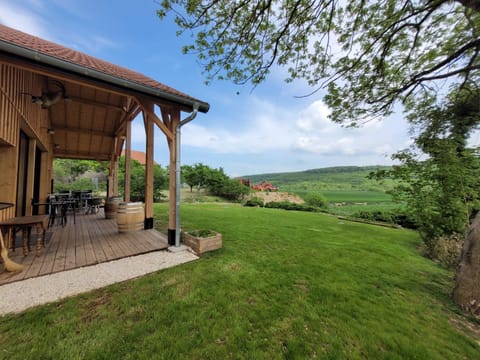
[0,63,52,221]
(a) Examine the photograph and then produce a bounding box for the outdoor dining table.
[49,199,77,226]
[34,198,77,227]
[0,215,49,257]
[84,197,103,215]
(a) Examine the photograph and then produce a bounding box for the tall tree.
[158,0,480,125]
[373,87,480,313]
[158,0,480,313]
[181,163,211,192]
[118,157,168,201]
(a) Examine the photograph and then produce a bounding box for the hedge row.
[244,198,320,212]
[352,210,417,229]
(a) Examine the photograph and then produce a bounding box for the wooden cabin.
[0,24,209,243]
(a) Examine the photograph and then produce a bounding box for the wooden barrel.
[104,197,122,219]
[117,202,144,232]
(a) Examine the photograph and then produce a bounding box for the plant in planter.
[182,229,222,255]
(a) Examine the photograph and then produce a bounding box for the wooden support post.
[25,139,36,216]
[124,119,132,202]
[107,174,113,198]
[113,156,119,196]
[38,151,50,214]
[167,109,180,245]
[143,108,154,229]
[136,97,178,234]
[108,155,119,197]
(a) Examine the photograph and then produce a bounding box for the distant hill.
[239,166,394,192]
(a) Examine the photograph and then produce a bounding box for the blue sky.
[0,0,420,177]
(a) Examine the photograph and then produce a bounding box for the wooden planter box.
[182,230,222,255]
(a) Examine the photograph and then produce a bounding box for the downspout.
[174,103,199,247]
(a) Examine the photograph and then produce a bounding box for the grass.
[0,203,478,359]
[293,189,392,203]
[292,189,401,218]
[327,203,403,217]
[321,190,392,203]
[161,188,226,203]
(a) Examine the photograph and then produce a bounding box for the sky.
[0,0,421,177]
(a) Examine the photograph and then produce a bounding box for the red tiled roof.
[0,24,208,111]
[121,149,158,166]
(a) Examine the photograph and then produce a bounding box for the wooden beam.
[66,96,125,112]
[116,136,125,157]
[109,154,119,197]
[136,97,174,140]
[160,106,173,129]
[107,160,113,198]
[114,103,141,136]
[50,125,115,137]
[124,119,131,202]
[143,108,154,229]
[53,150,111,161]
[0,54,193,112]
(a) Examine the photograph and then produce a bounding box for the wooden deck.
[0,209,169,285]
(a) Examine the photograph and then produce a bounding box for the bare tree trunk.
[452,212,480,315]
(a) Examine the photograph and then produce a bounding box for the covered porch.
[0,24,210,280]
[0,208,169,285]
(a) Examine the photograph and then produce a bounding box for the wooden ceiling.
[46,77,140,161]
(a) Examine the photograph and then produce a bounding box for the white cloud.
[296,101,332,132]
[130,120,146,146]
[0,1,118,55]
[468,129,480,148]
[181,97,411,163]
[0,1,52,40]
[69,34,119,54]
[182,97,293,154]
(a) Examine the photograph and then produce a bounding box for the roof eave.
[0,40,210,113]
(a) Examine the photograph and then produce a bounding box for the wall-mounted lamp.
[21,80,67,109]
[47,128,55,135]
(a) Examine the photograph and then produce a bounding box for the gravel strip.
[0,250,198,316]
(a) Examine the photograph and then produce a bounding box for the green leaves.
[157,0,480,125]
[180,163,249,200]
[373,87,480,256]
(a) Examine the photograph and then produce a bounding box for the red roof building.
[121,150,158,166]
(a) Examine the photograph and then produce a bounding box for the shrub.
[392,213,418,229]
[352,210,417,229]
[304,193,328,208]
[420,233,463,269]
[264,201,279,209]
[265,201,318,212]
[186,229,216,238]
[244,197,264,207]
[209,178,250,201]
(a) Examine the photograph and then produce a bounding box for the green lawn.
[0,203,478,359]
[320,190,392,203]
[327,203,403,217]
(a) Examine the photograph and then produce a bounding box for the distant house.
[121,149,159,166]
[252,181,279,192]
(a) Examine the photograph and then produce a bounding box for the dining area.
[0,190,105,266]
[34,190,105,228]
